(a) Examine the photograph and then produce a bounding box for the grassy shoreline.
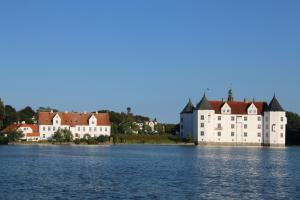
[4,134,193,146]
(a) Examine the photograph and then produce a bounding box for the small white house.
[2,123,40,141]
[144,119,158,132]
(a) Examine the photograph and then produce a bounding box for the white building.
[180,90,287,146]
[2,123,40,142]
[38,111,111,140]
[144,119,158,132]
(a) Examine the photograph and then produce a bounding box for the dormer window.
[221,103,231,114]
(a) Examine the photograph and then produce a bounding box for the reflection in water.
[0,145,300,200]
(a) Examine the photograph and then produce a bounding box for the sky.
[0,0,300,123]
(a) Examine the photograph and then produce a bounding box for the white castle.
[180,90,287,146]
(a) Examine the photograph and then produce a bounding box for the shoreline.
[4,142,295,148]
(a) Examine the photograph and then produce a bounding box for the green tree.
[53,130,64,143]
[3,105,18,128]
[0,98,5,130]
[18,106,36,124]
[37,107,59,113]
[144,125,152,134]
[0,133,9,145]
[53,129,73,143]
[62,129,73,142]
[6,131,24,142]
[155,124,165,134]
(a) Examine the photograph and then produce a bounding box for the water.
[0,145,300,200]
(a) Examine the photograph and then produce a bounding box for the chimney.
[244,98,248,103]
[221,98,224,102]
[50,110,53,113]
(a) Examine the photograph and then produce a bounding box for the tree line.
[0,99,179,143]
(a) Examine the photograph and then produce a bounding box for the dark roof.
[268,95,284,112]
[196,94,213,110]
[181,99,195,114]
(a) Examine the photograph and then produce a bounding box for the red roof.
[2,124,38,133]
[38,112,111,126]
[209,101,268,115]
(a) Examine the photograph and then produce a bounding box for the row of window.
[200,132,284,138]
[200,123,284,130]
[200,115,262,122]
[42,126,108,132]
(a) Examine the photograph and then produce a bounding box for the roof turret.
[181,99,195,114]
[268,95,284,112]
[196,94,213,110]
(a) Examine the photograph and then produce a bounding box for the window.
[48,127,51,131]
[218,124,222,129]
[231,117,235,121]
[266,132,269,137]
[201,131,204,136]
[92,121,95,124]
[281,125,284,130]
[231,124,235,129]
[244,117,248,121]
[201,115,204,120]
[218,132,221,137]
[181,118,183,122]
[281,117,284,122]
[56,120,59,124]
[83,127,85,131]
[231,132,235,137]
[244,124,248,129]
[218,116,222,121]
[53,127,56,131]
[258,125,261,129]
[258,133,261,137]
[105,128,107,132]
[100,127,103,132]
[281,133,284,138]
[222,109,226,113]
[244,132,248,137]
[227,109,230,113]
[94,127,97,132]
[43,134,45,138]
[89,127,92,132]
[266,125,269,130]
[266,117,269,122]
[201,123,204,128]
[272,124,276,132]
[78,127,80,131]
[258,117,261,121]
[43,127,46,131]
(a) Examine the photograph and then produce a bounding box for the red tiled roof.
[38,112,111,126]
[209,101,269,115]
[2,124,38,133]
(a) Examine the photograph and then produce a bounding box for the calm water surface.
[0,145,300,200]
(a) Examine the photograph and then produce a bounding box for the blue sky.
[0,0,299,123]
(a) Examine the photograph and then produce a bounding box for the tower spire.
[228,88,234,102]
